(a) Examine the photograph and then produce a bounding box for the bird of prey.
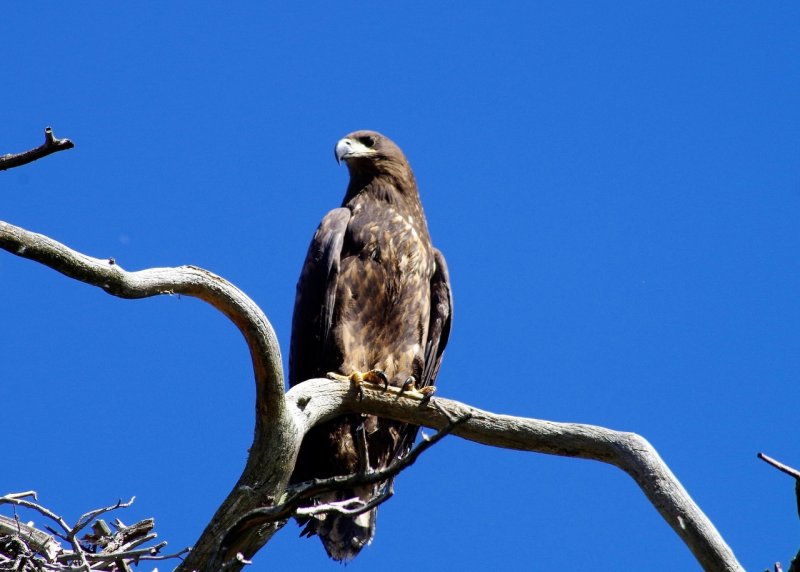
[288,130,452,561]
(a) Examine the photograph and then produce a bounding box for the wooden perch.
[0,218,745,571]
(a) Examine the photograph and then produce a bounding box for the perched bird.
[288,130,452,561]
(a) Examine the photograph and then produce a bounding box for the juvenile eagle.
[288,130,452,561]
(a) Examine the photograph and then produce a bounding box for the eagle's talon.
[419,385,436,405]
[363,369,389,389]
[400,376,417,395]
[329,370,388,396]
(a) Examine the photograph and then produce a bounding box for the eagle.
[288,130,452,561]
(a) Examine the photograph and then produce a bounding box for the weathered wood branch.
[758,453,800,572]
[0,220,285,426]
[227,408,471,541]
[286,378,743,572]
[0,492,188,571]
[0,128,74,172]
[0,219,297,569]
[0,219,744,572]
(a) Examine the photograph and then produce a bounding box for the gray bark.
[0,219,743,572]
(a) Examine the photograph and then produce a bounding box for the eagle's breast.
[334,193,432,384]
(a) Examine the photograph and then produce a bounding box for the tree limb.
[227,409,471,537]
[0,128,74,172]
[758,453,800,571]
[285,378,743,572]
[0,218,298,569]
[0,219,744,572]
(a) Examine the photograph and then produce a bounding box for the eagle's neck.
[343,169,419,210]
[342,172,431,247]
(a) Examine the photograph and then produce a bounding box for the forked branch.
[0,219,744,572]
[228,410,471,536]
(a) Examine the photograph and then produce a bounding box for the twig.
[2,492,38,502]
[220,552,252,569]
[78,541,167,562]
[758,452,800,570]
[758,453,800,480]
[296,483,395,520]
[0,493,73,540]
[0,128,74,172]
[231,411,470,531]
[72,498,135,538]
[133,545,192,562]
[1,493,183,571]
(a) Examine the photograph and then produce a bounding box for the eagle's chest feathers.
[335,195,432,383]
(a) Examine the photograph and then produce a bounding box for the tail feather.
[298,486,378,562]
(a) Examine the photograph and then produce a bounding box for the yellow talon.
[326,370,434,403]
[326,369,389,389]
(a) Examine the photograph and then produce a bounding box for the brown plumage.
[288,130,452,561]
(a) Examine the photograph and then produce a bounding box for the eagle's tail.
[299,484,379,562]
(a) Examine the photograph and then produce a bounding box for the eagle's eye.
[358,135,376,148]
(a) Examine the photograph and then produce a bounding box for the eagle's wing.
[420,248,453,389]
[289,207,351,386]
[389,248,452,461]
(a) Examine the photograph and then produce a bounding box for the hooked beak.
[334,137,375,164]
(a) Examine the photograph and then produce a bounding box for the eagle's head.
[334,130,412,183]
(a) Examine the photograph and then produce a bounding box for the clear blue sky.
[2,3,799,570]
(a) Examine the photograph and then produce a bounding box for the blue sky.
[2,3,799,570]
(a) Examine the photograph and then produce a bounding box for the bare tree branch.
[0,492,187,571]
[759,453,800,481]
[1,219,745,572]
[227,409,470,536]
[0,219,299,570]
[758,453,800,572]
[0,220,284,421]
[0,128,74,172]
[284,378,744,572]
[296,484,394,519]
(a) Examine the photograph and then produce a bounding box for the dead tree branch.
[758,453,800,572]
[227,410,471,537]
[0,219,745,572]
[0,128,74,172]
[0,219,298,570]
[285,378,743,572]
[0,492,188,571]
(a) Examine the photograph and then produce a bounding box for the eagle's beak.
[335,138,374,164]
